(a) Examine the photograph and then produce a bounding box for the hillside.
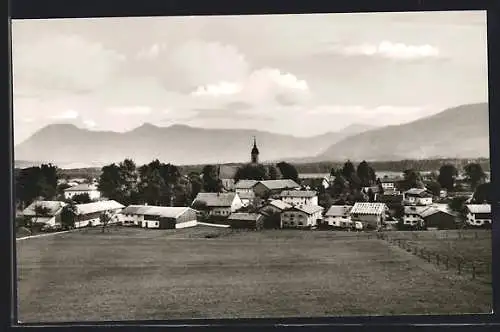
[314,103,490,162]
[14,123,374,167]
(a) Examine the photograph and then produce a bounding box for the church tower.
[251,136,260,164]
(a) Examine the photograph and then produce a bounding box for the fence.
[376,232,492,283]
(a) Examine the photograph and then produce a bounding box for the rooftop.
[263,199,292,211]
[325,205,352,217]
[64,184,99,192]
[235,180,259,189]
[192,192,238,207]
[75,200,124,215]
[405,188,432,197]
[258,179,301,190]
[23,200,66,216]
[228,213,263,221]
[122,205,193,218]
[466,204,491,214]
[280,190,317,198]
[351,202,387,215]
[287,205,324,215]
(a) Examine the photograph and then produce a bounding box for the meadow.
[16,227,492,323]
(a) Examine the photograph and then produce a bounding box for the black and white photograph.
[12,10,493,323]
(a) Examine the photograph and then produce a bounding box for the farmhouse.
[64,184,101,201]
[235,180,259,196]
[420,207,457,230]
[350,202,388,230]
[465,204,492,227]
[253,179,301,198]
[379,177,401,192]
[403,188,433,206]
[259,200,292,229]
[279,190,318,207]
[228,213,264,230]
[121,205,197,229]
[280,205,324,229]
[403,206,429,227]
[73,200,124,228]
[191,192,243,217]
[22,200,66,228]
[324,205,352,228]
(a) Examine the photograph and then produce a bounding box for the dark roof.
[378,194,404,203]
[262,199,292,211]
[192,192,238,207]
[280,190,317,198]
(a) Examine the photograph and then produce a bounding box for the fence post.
[445,256,449,270]
[457,260,462,275]
[427,251,431,262]
[472,264,476,280]
[436,254,440,266]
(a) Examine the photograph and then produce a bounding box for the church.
[218,137,261,191]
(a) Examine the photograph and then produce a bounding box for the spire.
[251,136,259,164]
[253,136,257,148]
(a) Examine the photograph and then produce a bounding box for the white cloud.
[52,109,80,120]
[106,106,152,115]
[83,119,97,128]
[137,43,167,59]
[190,67,310,106]
[12,33,126,93]
[339,41,440,60]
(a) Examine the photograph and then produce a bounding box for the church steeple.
[251,136,259,164]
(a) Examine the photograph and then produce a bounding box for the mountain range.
[14,102,489,168]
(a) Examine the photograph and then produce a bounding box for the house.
[235,180,259,196]
[402,206,430,227]
[22,200,67,228]
[403,188,433,206]
[361,186,381,200]
[279,190,318,207]
[191,192,243,218]
[64,184,101,201]
[298,173,334,190]
[324,205,352,228]
[420,207,457,230]
[228,213,264,230]
[259,200,292,229]
[73,200,124,228]
[238,191,256,207]
[350,202,388,230]
[280,205,324,229]
[253,179,301,198]
[121,205,197,229]
[218,165,239,191]
[465,204,492,227]
[379,177,400,192]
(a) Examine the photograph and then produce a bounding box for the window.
[298,222,303,226]
[155,222,159,227]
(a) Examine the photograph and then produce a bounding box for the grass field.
[16,227,493,323]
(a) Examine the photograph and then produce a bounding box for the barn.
[121,205,198,229]
[22,200,66,228]
[74,200,125,228]
[228,213,264,230]
[421,208,457,230]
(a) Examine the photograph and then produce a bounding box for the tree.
[139,167,166,205]
[402,169,425,190]
[267,165,279,180]
[15,164,59,208]
[472,182,492,204]
[448,196,468,226]
[202,165,223,192]
[30,205,52,232]
[356,161,376,187]
[234,164,268,182]
[276,162,299,182]
[367,188,375,202]
[119,159,139,205]
[318,192,334,210]
[464,163,486,190]
[426,181,442,197]
[98,164,124,201]
[61,203,77,230]
[437,164,458,191]
[188,172,203,201]
[341,161,356,179]
[71,193,92,204]
[100,211,112,233]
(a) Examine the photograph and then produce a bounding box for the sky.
[11,10,488,144]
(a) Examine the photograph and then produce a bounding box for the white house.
[403,188,433,206]
[238,191,256,207]
[324,205,352,228]
[279,190,318,207]
[465,204,492,227]
[234,180,259,196]
[259,199,292,215]
[73,200,124,228]
[191,192,243,217]
[121,205,198,229]
[402,206,430,227]
[350,202,388,230]
[380,178,398,192]
[280,205,324,229]
[64,184,101,201]
[22,200,67,227]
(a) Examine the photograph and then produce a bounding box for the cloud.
[190,67,310,107]
[106,106,152,115]
[13,33,126,94]
[336,41,440,60]
[136,43,168,59]
[51,109,80,120]
[83,119,97,128]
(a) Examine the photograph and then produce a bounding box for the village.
[16,138,492,237]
